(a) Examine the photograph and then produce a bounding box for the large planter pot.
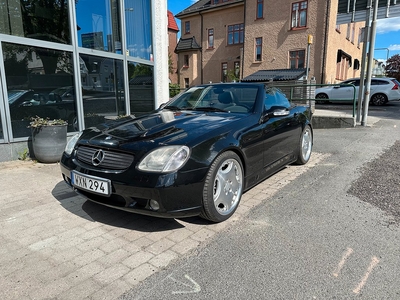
[31,125,67,163]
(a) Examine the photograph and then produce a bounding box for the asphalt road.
[119,102,400,300]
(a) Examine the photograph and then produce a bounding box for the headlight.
[138,145,190,173]
[64,132,83,155]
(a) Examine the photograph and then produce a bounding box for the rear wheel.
[315,93,329,104]
[370,93,387,106]
[201,151,244,223]
[295,125,312,165]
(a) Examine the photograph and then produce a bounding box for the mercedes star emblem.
[92,149,105,166]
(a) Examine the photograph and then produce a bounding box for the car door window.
[264,89,290,111]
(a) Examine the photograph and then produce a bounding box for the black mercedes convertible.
[60,82,313,222]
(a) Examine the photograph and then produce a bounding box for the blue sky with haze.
[168,0,400,62]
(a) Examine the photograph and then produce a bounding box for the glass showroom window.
[124,0,153,60]
[79,54,126,127]
[76,0,122,53]
[3,42,77,139]
[0,0,71,44]
[128,62,155,116]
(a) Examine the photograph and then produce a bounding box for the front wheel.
[201,151,244,222]
[295,125,312,165]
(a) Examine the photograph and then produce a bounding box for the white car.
[315,77,400,105]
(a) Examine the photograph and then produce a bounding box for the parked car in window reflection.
[8,90,77,137]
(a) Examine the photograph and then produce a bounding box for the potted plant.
[30,116,68,163]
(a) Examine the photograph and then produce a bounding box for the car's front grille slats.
[76,146,134,170]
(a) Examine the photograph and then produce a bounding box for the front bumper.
[60,160,208,219]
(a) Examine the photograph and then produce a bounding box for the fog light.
[149,199,160,211]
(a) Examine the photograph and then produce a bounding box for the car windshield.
[165,84,258,113]
[8,90,29,104]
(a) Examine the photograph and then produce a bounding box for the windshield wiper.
[191,107,228,112]
[163,105,181,111]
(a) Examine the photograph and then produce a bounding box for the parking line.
[353,256,380,294]
[333,247,353,277]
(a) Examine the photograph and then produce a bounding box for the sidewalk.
[0,153,326,300]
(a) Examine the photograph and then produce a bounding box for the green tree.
[385,54,400,82]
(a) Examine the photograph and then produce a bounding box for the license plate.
[71,171,111,196]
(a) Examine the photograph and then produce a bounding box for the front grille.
[76,146,134,170]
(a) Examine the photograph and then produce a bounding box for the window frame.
[256,0,264,19]
[221,62,228,82]
[227,23,244,45]
[185,21,190,34]
[255,37,263,62]
[208,28,214,49]
[291,1,308,29]
[183,55,189,68]
[289,50,305,69]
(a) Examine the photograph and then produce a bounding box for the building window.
[3,42,77,138]
[336,52,351,81]
[255,37,262,61]
[208,28,214,48]
[289,50,305,69]
[77,0,122,53]
[183,55,189,67]
[291,1,308,29]
[185,21,190,34]
[0,0,71,44]
[234,61,240,80]
[124,0,153,60]
[346,23,351,40]
[351,23,355,43]
[357,28,363,48]
[257,0,264,19]
[128,62,154,117]
[221,63,228,82]
[336,24,341,33]
[184,78,189,88]
[227,23,244,45]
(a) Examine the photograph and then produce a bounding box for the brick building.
[168,10,179,85]
[175,0,364,86]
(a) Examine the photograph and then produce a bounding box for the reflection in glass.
[0,0,71,44]
[76,0,122,53]
[128,62,154,116]
[125,0,152,60]
[3,42,77,138]
[80,54,126,127]
[0,115,3,140]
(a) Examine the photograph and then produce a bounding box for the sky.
[167,0,400,63]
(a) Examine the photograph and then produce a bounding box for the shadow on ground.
[51,181,210,232]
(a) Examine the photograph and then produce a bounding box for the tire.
[315,93,329,104]
[370,93,387,106]
[294,125,312,165]
[201,151,244,222]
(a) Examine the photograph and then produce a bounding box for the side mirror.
[20,101,33,107]
[261,108,289,123]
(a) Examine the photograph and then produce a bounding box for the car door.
[331,79,359,100]
[262,90,302,173]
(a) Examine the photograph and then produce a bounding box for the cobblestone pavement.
[0,153,327,300]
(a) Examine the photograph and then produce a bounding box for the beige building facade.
[175,0,364,86]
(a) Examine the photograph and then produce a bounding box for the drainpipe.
[242,0,246,81]
[321,0,330,84]
[200,11,204,84]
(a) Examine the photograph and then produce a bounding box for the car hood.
[80,110,245,149]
